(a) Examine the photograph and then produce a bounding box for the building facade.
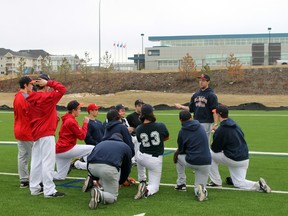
[0,48,80,75]
[144,33,288,70]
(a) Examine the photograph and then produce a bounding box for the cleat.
[174,184,186,191]
[207,182,221,187]
[20,181,29,188]
[134,182,147,200]
[197,184,206,202]
[259,178,271,193]
[45,191,65,198]
[226,177,234,185]
[70,158,80,168]
[89,188,101,210]
[82,175,94,192]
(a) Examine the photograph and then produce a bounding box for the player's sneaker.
[82,175,94,192]
[259,178,271,193]
[207,181,221,187]
[20,181,29,188]
[174,184,186,191]
[197,184,207,202]
[45,191,65,198]
[89,188,102,210]
[226,177,234,185]
[134,181,147,200]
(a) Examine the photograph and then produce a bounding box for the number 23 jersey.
[136,122,169,156]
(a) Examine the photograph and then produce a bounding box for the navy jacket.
[178,120,211,165]
[189,87,218,123]
[87,136,132,185]
[102,120,135,156]
[211,118,249,161]
[85,119,104,146]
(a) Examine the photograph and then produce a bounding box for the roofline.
[149,33,288,41]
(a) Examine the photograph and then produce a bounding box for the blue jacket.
[211,118,249,161]
[102,120,135,156]
[189,87,218,123]
[178,120,211,165]
[85,119,104,146]
[87,135,132,184]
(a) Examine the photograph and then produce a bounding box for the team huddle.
[13,73,271,210]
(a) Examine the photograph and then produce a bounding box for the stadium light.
[268,27,272,65]
[99,0,101,69]
[141,33,144,54]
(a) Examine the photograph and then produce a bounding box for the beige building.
[0,49,48,76]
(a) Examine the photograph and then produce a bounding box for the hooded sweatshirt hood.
[181,119,201,132]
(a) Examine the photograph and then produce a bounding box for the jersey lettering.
[140,131,160,147]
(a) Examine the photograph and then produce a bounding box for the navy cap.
[216,105,229,116]
[135,99,144,106]
[198,74,210,81]
[115,104,125,111]
[141,104,154,115]
[38,73,50,81]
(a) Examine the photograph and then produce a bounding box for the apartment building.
[0,48,80,76]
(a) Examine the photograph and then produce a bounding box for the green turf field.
[0,110,287,216]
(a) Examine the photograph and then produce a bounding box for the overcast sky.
[1,0,286,64]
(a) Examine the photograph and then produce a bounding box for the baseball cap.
[38,73,50,81]
[135,99,144,106]
[19,76,36,87]
[179,110,191,121]
[67,100,84,111]
[115,104,125,111]
[198,74,210,81]
[141,104,154,115]
[107,109,120,121]
[87,103,101,112]
[216,105,229,116]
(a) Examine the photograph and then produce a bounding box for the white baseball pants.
[54,144,94,180]
[30,136,57,196]
[209,151,260,190]
[136,152,163,196]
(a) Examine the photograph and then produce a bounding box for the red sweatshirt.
[26,80,66,141]
[56,113,88,154]
[13,91,33,141]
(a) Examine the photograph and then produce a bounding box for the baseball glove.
[121,177,137,187]
[173,149,179,164]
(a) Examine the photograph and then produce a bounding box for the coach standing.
[175,74,218,143]
[27,74,66,198]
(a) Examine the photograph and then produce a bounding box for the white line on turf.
[1,141,288,156]
[1,172,287,194]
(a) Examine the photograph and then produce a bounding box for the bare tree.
[17,57,26,77]
[101,51,114,71]
[79,52,92,80]
[179,53,197,81]
[58,57,71,82]
[41,56,53,73]
[227,53,244,83]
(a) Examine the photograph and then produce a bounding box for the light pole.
[268,27,271,65]
[141,33,144,54]
[99,0,101,69]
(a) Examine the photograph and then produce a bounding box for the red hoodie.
[26,80,66,141]
[13,91,33,141]
[56,113,88,154]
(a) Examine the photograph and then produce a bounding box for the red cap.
[87,103,101,112]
